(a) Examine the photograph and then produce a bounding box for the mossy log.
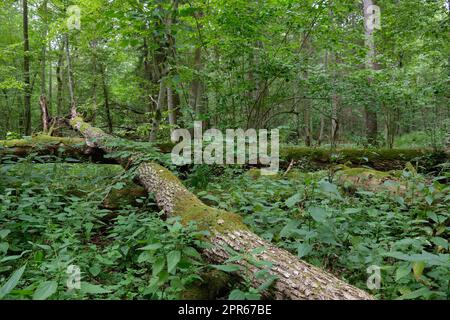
[0,136,108,163]
[335,167,407,195]
[0,135,176,163]
[70,115,373,300]
[281,147,449,171]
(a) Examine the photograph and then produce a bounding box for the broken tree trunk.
[0,135,111,163]
[69,114,373,300]
[39,95,51,133]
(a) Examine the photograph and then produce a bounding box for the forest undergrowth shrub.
[0,162,210,300]
[195,167,449,300]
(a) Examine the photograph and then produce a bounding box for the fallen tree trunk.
[69,114,373,300]
[0,135,175,163]
[0,136,111,163]
[335,167,407,195]
[281,146,449,172]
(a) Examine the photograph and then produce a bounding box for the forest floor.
[0,156,448,300]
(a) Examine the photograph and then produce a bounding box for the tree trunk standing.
[48,44,53,116]
[40,0,48,98]
[167,86,177,129]
[190,47,204,121]
[331,94,339,149]
[100,64,113,133]
[1,90,10,136]
[65,34,76,115]
[190,8,205,126]
[317,114,325,146]
[39,95,50,133]
[149,81,166,142]
[22,0,32,135]
[301,34,313,147]
[363,0,379,146]
[56,43,64,116]
[39,0,49,133]
[69,114,374,300]
[142,37,156,114]
[304,103,312,147]
[90,44,98,125]
[166,1,180,130]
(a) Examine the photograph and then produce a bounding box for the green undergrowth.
[0,163,214,300]
[191,165,450,300]
[1,161,449,300]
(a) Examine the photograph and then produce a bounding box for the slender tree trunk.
[48,43,53,116]
[40,0,48,97]
[363,0,379,145]
[22,0,32,135]
[56,43,64,117]
[304,103,312,147]
[167,86,177,129]
[39,95,50,133]
[331,94,339,149]
[190,8,205,126]
[190,47,203,120]
[149,81,166,142]
[317,114,325,147]
[65,34,76,115]
[100,65,113,133]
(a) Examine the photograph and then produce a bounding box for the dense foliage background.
[0,0,448,148]
[0,0,449,301]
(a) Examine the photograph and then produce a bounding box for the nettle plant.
[195,167,449,300]
[0,162,212,300]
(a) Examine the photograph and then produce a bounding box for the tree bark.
[100,64,113,133]
[331,94,339,149]
[167,86,177,129]
[69,114,374,300]
[363,0,379,145]
[149,81,166,142]
[39,95,50,133]
[22,0,32,135]
[65,34,76,115]
[56,42,64,117]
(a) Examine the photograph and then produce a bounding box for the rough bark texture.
[39,95,50,133]
[363,0,379,145]
[0,136,113,164]
[69,115,374,300]
[22,0,32,135]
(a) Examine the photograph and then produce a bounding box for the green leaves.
[318,181,342,200]
[285,193,301,208]
[166,250,181,274]
[211,264,241,272]
[412,261,425,280]
[383,252,450,267]
[0,229,10,239]
[308,206,327,223]
[139,243,163,251]
[80,283,112,295]
[229,288,260,300]
[33,281,57,300]
[152,257,165,276]
[297,243,313,258]
[395,263,411,281]
[0,265,26,299]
